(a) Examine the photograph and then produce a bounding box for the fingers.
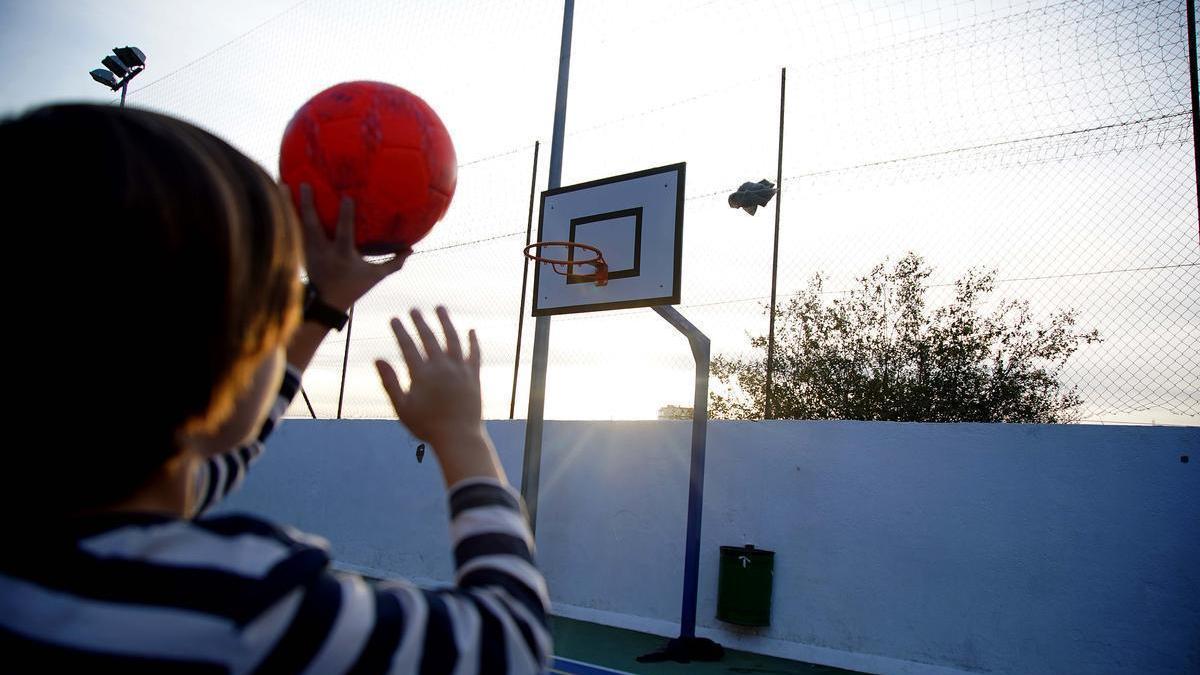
[409,309,443,361]
[335,195,357,253]
[375,359,407,413]
[287,185,406,280]
[296,183,326,242]
[436,306,462,360]
[389,309,475,373]
[467,329,481,373]
[390,317,425,375]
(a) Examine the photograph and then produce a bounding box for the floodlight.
[113,46,145,69]
[89,69,120,89]
[102,55,130,78]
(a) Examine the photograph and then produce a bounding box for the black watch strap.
[304,283,350,331]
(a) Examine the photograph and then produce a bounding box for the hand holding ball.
[280,81,456,255]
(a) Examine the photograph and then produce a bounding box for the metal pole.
[652,305,710,641]
[120,80,128,108]
[764,67,786,419]
[1187,0,1199,246]
[522,0,574,535]
[336,305,354,419]
[510,141,541,419]
[301,387,317,419]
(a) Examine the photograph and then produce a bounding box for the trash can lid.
[720,544,775,556]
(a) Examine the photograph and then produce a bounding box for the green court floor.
[551,616,865,675]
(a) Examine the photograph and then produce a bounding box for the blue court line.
[550,656,635,675]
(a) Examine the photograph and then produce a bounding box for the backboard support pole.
[522,0,574,536]
[637,305,723,663]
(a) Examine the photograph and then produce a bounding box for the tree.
[657,405,694,420]
[710,253,1100,423]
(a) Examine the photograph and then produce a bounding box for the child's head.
[3,104,303,515]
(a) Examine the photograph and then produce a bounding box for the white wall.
[220,420,1199,674]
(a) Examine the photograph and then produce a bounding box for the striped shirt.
[191,365,306,517]
[0,366,552,673]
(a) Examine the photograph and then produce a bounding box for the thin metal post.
[653,305,710,640]
[510,141,541,419]
[120,80,128,108]
[301,387,317,419]
[522,0,574,535]
[1187,0,1199,246]
[336,305,354,419]
[764,67,786,419]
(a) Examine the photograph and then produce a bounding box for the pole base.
[636,636,724,663]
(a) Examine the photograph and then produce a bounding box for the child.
[0,104,551,673]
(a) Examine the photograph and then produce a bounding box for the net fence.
[125,0,1197,424]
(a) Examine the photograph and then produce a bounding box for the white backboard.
[531,163,685,316]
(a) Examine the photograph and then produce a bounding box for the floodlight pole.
[652,305,710,641]
[117,68,143,107]
[522,0,574,535]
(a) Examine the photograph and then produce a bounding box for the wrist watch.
[303,283,350,331]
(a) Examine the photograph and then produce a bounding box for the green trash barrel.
[716,544,774,626]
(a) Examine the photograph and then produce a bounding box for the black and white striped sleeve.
[0,478,550,672]
[272,478,553,673]
[192,364,303,516]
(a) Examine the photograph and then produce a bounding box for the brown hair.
[3,104,302,514]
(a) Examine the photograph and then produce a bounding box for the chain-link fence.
[127,0,1198,425]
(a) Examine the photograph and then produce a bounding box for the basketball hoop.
[523,241,609,286]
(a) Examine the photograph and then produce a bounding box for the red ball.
[279,81,456,255]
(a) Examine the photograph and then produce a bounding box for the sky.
[0,1,301,111]
[1,0,1196,425]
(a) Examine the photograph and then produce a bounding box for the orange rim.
[523,241,609,286]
